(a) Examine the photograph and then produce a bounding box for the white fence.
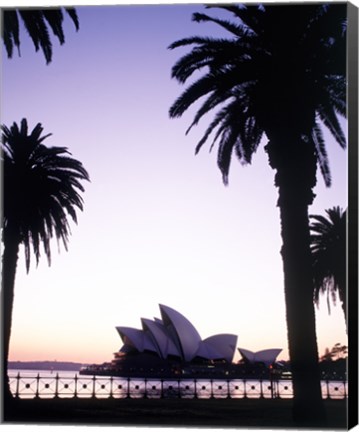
[9,372,347,400]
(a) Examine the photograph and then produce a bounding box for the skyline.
[2,2,348,366]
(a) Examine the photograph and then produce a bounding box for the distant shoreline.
[8,361,84,371]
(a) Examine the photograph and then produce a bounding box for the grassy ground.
[2,397,347,429]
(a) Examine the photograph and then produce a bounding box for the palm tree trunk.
[1,226,20,406]
[265,136,326,426]
[279,200,326,425]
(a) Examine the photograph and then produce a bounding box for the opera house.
[117,304,238,363]
[81,304,282,378]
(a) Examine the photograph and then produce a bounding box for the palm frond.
[65,7,79,31]
[310,206,346,316]
[318,75,347,117]
[19,9,52,63]
[2,7,79,64]
[20,118,28,136]
[43,9,65,44]
[192,12,253,38]
[217,129,235,185]
[170,62,258,119]
[170,39,249,84]
[185,89,234,135]
[168,36,219,50]
[169,74,222,118]
[194,105,230,154]
[242,115,263,163]
[316,102,347,149]
[1,118,90,272]
[2,9,20,58]
[206,4,264,36]
[311,121,331,187]
[193,93,263,184]
[169,3,346,186]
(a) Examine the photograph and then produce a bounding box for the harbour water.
[8,370,347,400]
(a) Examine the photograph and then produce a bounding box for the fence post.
[109,376,113,398]
[243,379,247,398]
[92,375,96,398]
[35,373,40,399]
[326,380,330,400]
[54,373,59,398]
[74,374,78,398]
[15,372,20,398]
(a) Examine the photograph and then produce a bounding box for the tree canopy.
[2,7,79,64]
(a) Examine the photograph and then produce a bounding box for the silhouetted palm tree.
[2,7,79,64]
[310,206,346,326]
[169,4,346,425]
[1,119,89,402]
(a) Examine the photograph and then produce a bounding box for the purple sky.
[2,1,348,364]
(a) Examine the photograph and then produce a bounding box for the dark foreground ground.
[2,397,347,429]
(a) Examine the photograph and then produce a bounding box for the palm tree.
[2,7,79,64]
[310,206,346,326]
[168,4,346,425]
[1,119,89,403]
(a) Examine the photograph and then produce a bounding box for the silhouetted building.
[116,304,237,362]
[80,305,282,378]
[238,348,282,366]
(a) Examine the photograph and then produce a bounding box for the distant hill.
[8,361,84,371]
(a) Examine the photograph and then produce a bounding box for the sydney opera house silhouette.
[81,304,282,378]
[117,304,238,363]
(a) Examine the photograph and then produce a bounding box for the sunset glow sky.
[2,0,348,365]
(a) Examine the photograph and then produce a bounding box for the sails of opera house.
[80,304,283,378]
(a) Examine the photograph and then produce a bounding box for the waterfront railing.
[9,373,347,400]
